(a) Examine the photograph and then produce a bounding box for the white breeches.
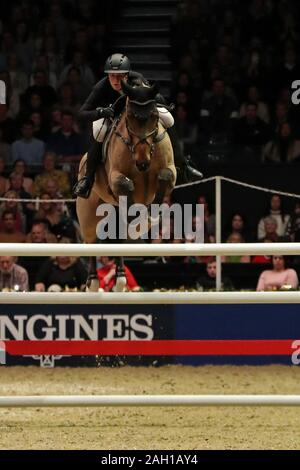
[92,107,174,142]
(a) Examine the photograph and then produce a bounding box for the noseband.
[114,100,167,161]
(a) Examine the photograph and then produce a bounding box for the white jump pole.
[1,291,300,304]
[0,395,299,407]
[2,242,300,257]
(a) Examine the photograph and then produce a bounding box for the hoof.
[85,275,99,292]
[113,276,127,292]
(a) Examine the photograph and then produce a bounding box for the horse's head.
[121,80,159,172]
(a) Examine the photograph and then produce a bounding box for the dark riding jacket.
[78,71,146,123]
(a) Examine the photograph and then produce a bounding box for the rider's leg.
[73,118,108,199]
[167,127,203,184]
[73,141,103,199]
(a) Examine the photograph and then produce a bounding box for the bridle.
[114,99,167,160]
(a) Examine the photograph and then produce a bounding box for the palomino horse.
[76,80,176,290]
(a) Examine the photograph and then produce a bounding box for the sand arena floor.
[0,365,300,450]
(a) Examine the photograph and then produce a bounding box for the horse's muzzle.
[136,161,150,172]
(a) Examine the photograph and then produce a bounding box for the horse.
[76,80,176,291]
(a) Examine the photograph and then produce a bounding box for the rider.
[73,53,203,199]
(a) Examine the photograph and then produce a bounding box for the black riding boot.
[167,127,203,184]
[73,141,103,198]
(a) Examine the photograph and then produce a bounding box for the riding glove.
[96,107,114,119]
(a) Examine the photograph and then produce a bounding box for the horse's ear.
[121,79,134,98]
[148,82,158,98]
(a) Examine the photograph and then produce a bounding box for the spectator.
[235,102,271,154]
[97,256,141,292]
[0,128,11,162]
[34,192,77,241]
[11,120,45,167]
[7,52,28,95]
[46,111,84,160]
[262,122,300,164]
[256,255,299,291]
[35,254,87,292]
[174,105,198,154]
[258,216,286,243]
[223,212,253,242]
[23,69,57,108]
[12,159,34,195]
[197,195,216,241]
[19,220,56,290]
[222,233,250,263]
[34,152,71,197]
[0,256,29,291]
[59,51,95,89]
[257,195,290,239]
[240,85,270,123]
[0,156,9,196]
[200,78,239,142]
[0,104,17,144]
[0,190,26,233]
[0,210,26,243]
[196,258,234,291]
[285,202,300,242]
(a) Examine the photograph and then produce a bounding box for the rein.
[114,106,167,160]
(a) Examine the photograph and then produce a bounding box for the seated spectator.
[0,103,17,144]
[258,216,287,243]
[12,159,34,195]
[22,69,57,108]
[0,210,26,243]
[46,111,84,161]
[0,156,9,196]
[0,256,29,291]
[97,256,141,292]
[257,195,290,239]
[59,51,95,89]
[262,122,300,164]
[8,171,34,230]
[0,190,26,232]
[200,78,238,142]
[19,220,56,290]
[270,101,290,134]
[223,212,253,242]
[56,81,81,115]
[0,128,11,163]
[29,111,50,141]
[240,85,270,123]
[174,105,198,154]
[285,202,300,242]
[11,120,45,167]
[197,195,216,241]
[35,254,87,292]
[25,219,57,243]
[34,192,77,241]
[256,255,299,291]
[252,238,273,264]
[7,52,28,95]
[34,152,71,197]
[222,233,250,263]
[196,258,234,291]
[234,102,271,154]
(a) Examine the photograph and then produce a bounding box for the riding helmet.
[104,53,131,73]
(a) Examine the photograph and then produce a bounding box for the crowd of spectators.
[170,0,300,166]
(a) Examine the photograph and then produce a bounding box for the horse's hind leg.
[76,191,101,292]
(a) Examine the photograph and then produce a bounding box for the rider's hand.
[96,107,114,119]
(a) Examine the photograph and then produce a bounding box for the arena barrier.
[1,241,300,407]
[1,291,300,304]
[1,395,300,407]
[1,242,300,257]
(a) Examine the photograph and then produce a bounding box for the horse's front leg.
[154,168,175,205]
